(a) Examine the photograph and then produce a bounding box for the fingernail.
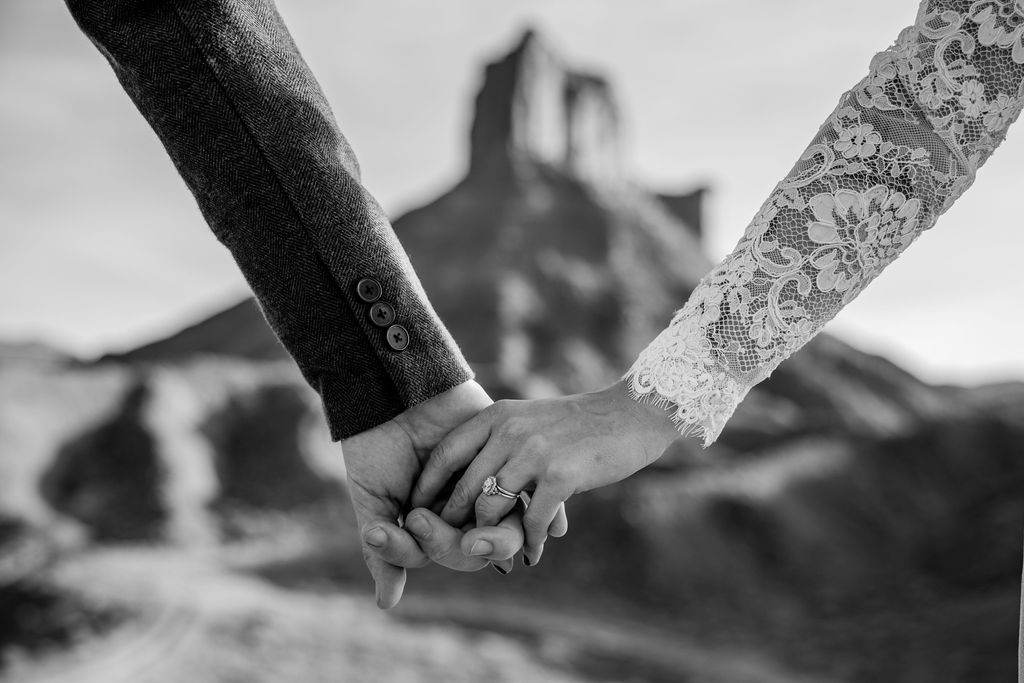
[365,527,387,548]
[406,513,431,538]
[523,553,533,567]
[469,540,494,557]
[493,564,509,576]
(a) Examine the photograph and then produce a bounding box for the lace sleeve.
[625,0,1024,446]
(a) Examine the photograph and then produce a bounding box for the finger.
[427,472,463,516]
[522,493,568,538]
[462,504,526,563]
[363,521,430,570]
[493,499,531,574]
[522,486,566,566]
[474,461,533,528]
[350,488,426,609]
[491,557,514,575]
[549,503,569,538]
[439,441,508,526]
[403,508,489,572]
[358,517,417,609]
[362,546,406,609]
[411,412,492,509]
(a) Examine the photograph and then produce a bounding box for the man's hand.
[341,380,567,609]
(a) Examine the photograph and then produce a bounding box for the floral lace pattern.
[626,0,1024,446]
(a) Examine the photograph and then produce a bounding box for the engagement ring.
[482,476,519,499]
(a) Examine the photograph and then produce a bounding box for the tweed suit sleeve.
[64,0,474,440]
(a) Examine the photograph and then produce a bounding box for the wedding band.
[482,476,519,499]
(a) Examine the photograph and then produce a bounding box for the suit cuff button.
[355,278,382,303]
[369,302,396,327]
[386,324,410,351]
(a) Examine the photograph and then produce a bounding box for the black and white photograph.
[2,1,1024,681]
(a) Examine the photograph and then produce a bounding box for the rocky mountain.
[103,30,708,395]
[104,299,285,364]
[395,29,709,396]
[0,341,75,367]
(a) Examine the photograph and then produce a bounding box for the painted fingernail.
[406,513,431,538]
[493,564,509,575]
[523,553,533,567]
[365,527,387,548]
[469,540,494,557]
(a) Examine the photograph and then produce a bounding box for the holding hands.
[345,379,677,607]
[412,380,679,566]
[341,380,571,608]
[345,379,679,609]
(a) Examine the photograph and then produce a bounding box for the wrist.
[602,380,679,461]
[393,379,491,446]
[404,379,489,417]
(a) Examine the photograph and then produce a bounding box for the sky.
[1,0,1022,385]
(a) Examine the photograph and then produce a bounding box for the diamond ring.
[482,476,519,499]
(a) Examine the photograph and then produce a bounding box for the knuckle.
[522,434,549,456]
[498,416,530,441]
[430,441,453,470]
[523,513,548,536]
[487,542,515,562]
[475,495,498,521]
[544,460,576,491]
[449,479,475,509]
[544,462,569,489]
[494,421,517,440]
[425,544,455,564]
[403,554,430,569]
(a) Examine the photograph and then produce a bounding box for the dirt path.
[396,594,832,683]
[4,549,840,683]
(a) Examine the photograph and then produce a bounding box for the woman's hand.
[411,380,679,565]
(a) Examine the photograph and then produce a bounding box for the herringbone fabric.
[65,0,473,439]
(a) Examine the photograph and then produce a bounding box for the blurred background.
[2,1,1023,681]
